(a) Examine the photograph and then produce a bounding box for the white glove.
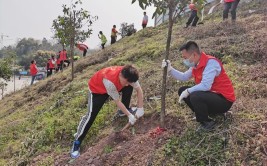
[136,107,144,118]
[128,114,136,125]
[179,89,190,103]
[161,59,172,73]
[52,60,56,65]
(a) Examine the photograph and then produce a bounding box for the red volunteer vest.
[48,59,55,69]
[224,0,235,2]
[192,52,236,102]
[59,51,67,61]
[189,4,197,10]
[57,56,61,65]
[77,44,88,51]
[89,66,124,94]
[142,20,148,24]
[30,64,38,76]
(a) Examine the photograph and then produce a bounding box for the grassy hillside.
[0,1,266,165]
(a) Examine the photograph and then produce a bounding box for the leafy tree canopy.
[0,58,12,81]
[52,0,98,49]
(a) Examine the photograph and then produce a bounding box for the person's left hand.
[136,107,144,118]
[179,89,190,103]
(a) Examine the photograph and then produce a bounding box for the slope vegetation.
[0,1,266,165]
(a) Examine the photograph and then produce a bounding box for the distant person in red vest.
[184,3,199,28]
[30,60,43,85]
[162,41,235,131]
[111,25,118,44]
[70,65,144,159]
[142,12,148,29]
[223,0,240,22]
[76,43,88,57]
[56,51,61,72]
[47,55,57,77]
[59,49,70,70]
[46,58,51,77]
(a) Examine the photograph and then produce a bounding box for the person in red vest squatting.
[184,3,199,28]
[223,0,240,22]
[59,49,70,70]
[162,41,235,131]
[76,43,88,57]
[30,60,43,85]
[70,65,144,158]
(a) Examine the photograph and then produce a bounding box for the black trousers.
[142,24,147,29]
[223,0,240,20]
[101,43,106,49]
[75,86,133,143]
[47,68,54,77]
[47,70,51,77]
[83,49,87,57]
[186,10,199,27]
[60,60,70,70]
[111,36,116,44]
[178,86,233,122]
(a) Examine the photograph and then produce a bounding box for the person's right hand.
[136,107,144,118]
[161,59,172,73]
[128,114,137,125]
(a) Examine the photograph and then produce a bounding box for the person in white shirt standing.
[142,12,148,29]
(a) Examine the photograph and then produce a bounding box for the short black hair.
[121,65,139,83]
[99,31,103,34]
[113,25,116,28]
[179,41,200,54]
[31,60,35,64]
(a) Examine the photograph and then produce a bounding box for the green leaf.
[139,1,145,9]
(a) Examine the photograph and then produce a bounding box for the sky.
[0,0,155,49]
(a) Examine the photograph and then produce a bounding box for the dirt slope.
[0,1,266,165]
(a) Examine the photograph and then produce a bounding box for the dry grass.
[0,0,266,165]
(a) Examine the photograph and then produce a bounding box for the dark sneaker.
[197,120,217,132]
[70,140,80,159]
[117,108,137,117]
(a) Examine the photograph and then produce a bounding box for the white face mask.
[183,54,195,67]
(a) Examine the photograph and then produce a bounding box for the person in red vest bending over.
[184,3,199,28]
[76,43,88,57]
[59,49,70,70]
[162,41,235,131]
[223,0,240,23]
[70,65,145,159]
[30,60,43,85]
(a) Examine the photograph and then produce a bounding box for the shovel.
[208,0,223,14]
[121,107,140,132]
[198,8,205,24]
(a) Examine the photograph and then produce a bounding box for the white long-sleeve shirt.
[170,59,221,93]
